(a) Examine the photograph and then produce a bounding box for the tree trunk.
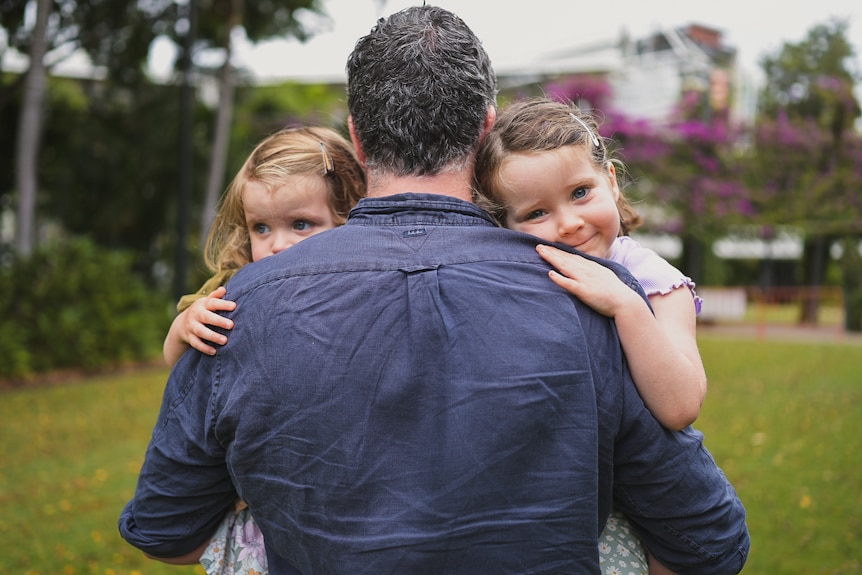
[681,235,705,285]
[174,0,197,301]
[200,57,236,248]
[14,0,52,256]
[798,235,830,325]
[840,236,862,332]
[199,1,240,248]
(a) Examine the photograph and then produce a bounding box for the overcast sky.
[203,0,862,85]
[5,0,848,86]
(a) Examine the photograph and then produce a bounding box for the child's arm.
[163,286,237,367]
[144,539,210,564]
[648,553,679,575]
[536,244,706,430]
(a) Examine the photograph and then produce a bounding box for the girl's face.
[499,146,621,259]
[243,174,338,262]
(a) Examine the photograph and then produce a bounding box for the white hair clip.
[570,113,600,148]
[319,141,334,175]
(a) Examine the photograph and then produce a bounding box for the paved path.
[698,322,862,345]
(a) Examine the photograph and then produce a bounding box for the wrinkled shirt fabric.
[119,194,749,575]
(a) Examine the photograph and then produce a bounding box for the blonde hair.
[204,126,366,275]
[474,97,642,235]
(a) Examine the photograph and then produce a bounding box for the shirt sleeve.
[118,350,237,558]
[611,382,750,574]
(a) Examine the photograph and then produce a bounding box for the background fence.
[697,286,849,342]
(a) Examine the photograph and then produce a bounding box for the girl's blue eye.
[572,187,589,200]
[293,220,312,231]
[525,209,546,221]
[253,223,270,234]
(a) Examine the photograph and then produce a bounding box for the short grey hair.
[346,6,498,177]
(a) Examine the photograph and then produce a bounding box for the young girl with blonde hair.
[164,125,366,366]
[162,125,366,575]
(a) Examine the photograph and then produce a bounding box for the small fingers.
[209,285,228,298]
[536,244,587,279]
[204,297,237,312]
[548,270,583,295]
[188,336,218,356]
[191,321,229,346]
[203,311,234,331]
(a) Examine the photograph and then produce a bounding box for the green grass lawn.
[695,337,861,575]
[0,367,203,575]
[1,336,860,574]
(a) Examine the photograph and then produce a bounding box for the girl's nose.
[558,210,583,236]
[271,232,295,255]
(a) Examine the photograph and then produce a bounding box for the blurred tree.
[1,0,334,277]
[35,77,212,281]
[1,0,177,255]
[755,18,861,324]
[648,118,749,284]
[12,0,49,255]
[188,0,326,247]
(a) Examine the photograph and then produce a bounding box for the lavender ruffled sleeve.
[609,236,703,315]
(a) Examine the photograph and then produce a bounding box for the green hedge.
[0,238,172,380]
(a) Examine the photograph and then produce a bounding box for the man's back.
[198,193,750,575]
[214,195,625,573]
[120,194,747,574]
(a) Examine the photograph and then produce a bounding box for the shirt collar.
[348,193,499,227]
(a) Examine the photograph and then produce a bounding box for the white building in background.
[500,23,759,129]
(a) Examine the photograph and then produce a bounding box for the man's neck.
[365,171,474,203]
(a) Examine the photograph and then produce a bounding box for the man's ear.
[347,116,366,166]
[480,105,497,141]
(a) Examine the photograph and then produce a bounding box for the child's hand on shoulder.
[180,286,237,356]
[536,244,643,318]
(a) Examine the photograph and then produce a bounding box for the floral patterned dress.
[599,510,648,575]
[199,500,268,575]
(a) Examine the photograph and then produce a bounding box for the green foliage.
[753,18,862,261]
[0,0,177,88]
[193,0,324,49]
[39,79,189,254]
[1,336,860,573]
[0,238,172,380]
[759,19,860,124]
[233,80,350,141]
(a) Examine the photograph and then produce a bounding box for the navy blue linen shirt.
[119,194,748,574]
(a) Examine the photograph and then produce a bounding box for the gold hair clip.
[319,142,334,175]
[570,113,600,148]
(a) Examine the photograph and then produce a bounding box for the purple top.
[609,236,703,315]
